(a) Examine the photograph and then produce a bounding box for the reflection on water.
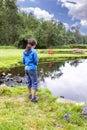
[0,59,87,102]
[38,62,64,88]
[39,59,87,102]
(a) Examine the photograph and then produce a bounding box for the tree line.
[0,0,87,48]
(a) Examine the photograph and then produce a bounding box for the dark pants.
[25,70,38,90]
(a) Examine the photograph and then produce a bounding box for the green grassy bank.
[0,86,87,130]
[0,49,87,70]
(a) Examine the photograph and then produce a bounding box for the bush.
[60,44,87,49]
[15,39,28,49]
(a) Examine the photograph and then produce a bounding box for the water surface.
[1,59,87,102]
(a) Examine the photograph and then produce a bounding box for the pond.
[0,59,87,102]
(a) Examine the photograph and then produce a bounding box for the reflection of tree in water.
[38,61,65,81]
[70,60,83,67]
[39,69,45,82]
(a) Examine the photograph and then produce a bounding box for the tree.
[0,0,20,44]
[5,0,20,43]
[0,0,87,47]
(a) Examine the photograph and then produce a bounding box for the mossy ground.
[0,86,87,130]
[0,49,87,70]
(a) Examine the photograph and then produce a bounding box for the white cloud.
[20,7,54,21]
[18,0,25,2]
[58,0,87,26]
[81,20,87,26]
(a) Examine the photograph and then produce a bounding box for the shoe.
[31,96,39,102]
[28,94,32,99]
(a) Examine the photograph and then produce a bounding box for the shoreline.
[56,98,86,106]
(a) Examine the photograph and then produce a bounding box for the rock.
[0,79,4,84]
[5,79,15,87]
[5,73,13,82]
[55,125,63,129]
[63,113,71,121]
[17,79,22,83]
[82,105,87,118]
[6,73,12,78]
[0,70,26,87]
[14,76,22,83]
[60,96,64,98]
[5,78,13,82]
[1,72,6,77]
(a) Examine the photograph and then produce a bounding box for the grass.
[0,47,87,129]
[0,86,87,130]
[37,49,87,54]
[0,46,17,49]
[0,48,87,70]
[0,49,87,69]
[0,49,23,69]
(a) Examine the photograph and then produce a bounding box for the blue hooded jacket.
[22,49,38,70]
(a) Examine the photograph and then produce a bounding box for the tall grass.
[0,86,86,130]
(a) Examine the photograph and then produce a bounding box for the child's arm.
[33,51,38,65]
[22,52,25,64]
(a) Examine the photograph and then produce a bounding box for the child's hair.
[28,38,37,46]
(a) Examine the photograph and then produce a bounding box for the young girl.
[22,39,38,102]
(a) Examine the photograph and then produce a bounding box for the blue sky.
[17,0,87,35]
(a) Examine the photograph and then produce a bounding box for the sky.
[17,0,87,35]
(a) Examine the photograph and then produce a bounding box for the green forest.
[0,0,87,48]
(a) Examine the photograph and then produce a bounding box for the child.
[22,39,38,102]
